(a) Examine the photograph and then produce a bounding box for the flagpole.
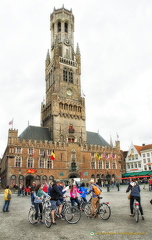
[12,118,14,129]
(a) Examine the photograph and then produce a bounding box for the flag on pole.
[95,153,100,159]
[50,151,55,160]
[9,119,13,125]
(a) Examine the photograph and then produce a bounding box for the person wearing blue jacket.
[33,184,50,223]
[126,180,144,220]
[79,182,88,203]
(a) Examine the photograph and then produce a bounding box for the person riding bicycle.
[126,179,144,220]
[70,183,82,209]
[33,184,50,223]
[87,180,102,218]
[49,180,63,225]
[79,182,88,204]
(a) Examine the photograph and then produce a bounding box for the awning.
[138,171,151,176]
[122,173,131,177]
[120,170,152,179]
[129,172,141,176]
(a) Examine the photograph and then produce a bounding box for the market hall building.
[0,6,123,188]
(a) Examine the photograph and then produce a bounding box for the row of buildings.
[0,6,151,188]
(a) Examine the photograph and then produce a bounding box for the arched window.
[65,22,68,32]
[58,21,61,32]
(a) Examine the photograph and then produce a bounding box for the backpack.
[92,184,101,195]
[7,190,11,200]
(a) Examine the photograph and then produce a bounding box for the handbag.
[128,194,131,199]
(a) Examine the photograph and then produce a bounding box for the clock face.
[67,89,72,96]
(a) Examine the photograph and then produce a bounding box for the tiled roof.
[19,126,51,141]
[141,144,152,151]
[86,131,110,146]
[134,145,143,154]
[19,126,110,147]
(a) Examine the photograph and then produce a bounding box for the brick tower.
[41,6,86,144]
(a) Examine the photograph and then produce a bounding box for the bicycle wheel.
[84,203,91,217]
[135,208,139,223]
[28,208,36,224]
[64,206,81,224]
[44,207,52,228]
[98,203,111,220]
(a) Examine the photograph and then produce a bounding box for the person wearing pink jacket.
[70,183,82,209]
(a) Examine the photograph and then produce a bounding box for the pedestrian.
[42,182,48,193]
[116,180,120,191]
[2,185,12,212]
[126,179,144,220]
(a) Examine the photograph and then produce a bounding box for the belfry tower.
[41,6,86,143]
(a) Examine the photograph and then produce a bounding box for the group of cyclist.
[30,177,145,225]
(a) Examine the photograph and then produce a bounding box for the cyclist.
[49,180,63,225]
[126,179,144,220]
[87,180,102,218]
[33,184,50,223]
[79,182,88,203]
[70,183,82,209]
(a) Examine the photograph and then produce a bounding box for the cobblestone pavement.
[0,185,152,240]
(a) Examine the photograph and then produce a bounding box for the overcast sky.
[1,0,152,156]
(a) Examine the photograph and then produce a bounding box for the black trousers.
[130,196,143,215]
[34,203,43,220]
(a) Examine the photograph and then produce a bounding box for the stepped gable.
[19,125,51,141]
[86,131,110,147]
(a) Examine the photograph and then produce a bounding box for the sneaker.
[33,220,38,224]
[40,220,44,224]
[130,214,134,217]
[52,222,57,225]
[142,216,145,220]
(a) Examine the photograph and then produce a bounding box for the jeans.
[34,203,43,220]
[3,200,10,212]
[70,197,80,208]
[130,196,143,215]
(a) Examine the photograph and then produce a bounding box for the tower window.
[58,21,61,32]
[63,69,68,81]
[65,22,68,33]
[63,68,73,83]
[69,70,73,83]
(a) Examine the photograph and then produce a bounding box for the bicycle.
[84,196,111,220]
[28,197,50,224]
[44,198,81,227]
[133,199,140,223]
[79,197,88,211]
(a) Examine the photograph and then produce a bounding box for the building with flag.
[0,6,124,187]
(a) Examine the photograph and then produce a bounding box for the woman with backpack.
[2,185,12,212]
